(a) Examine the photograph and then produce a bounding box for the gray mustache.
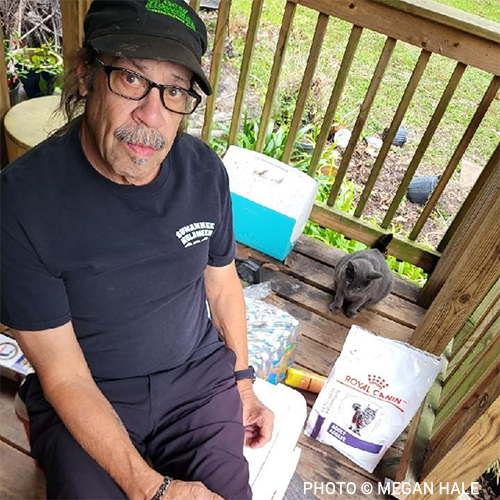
[115,125,167,151]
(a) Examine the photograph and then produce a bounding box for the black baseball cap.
[83,0,212,95]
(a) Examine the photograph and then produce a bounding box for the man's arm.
[204,261,274,449]
[12,323,222,500]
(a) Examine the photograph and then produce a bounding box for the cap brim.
[90,35,212,95]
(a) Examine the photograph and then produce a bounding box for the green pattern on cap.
[145,0,197,32]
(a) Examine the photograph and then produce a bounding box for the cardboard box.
[0,332,33,383]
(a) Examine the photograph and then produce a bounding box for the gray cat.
[329,234,393,318]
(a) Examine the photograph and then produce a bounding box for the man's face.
[78,55,192,186]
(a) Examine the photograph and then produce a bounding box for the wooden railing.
[200,0,500,281]
[397,279,500,500]
[387,114,499,499]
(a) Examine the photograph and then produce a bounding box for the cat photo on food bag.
[329,234,393,318]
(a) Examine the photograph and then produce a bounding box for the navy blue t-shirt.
[1,120,236,379]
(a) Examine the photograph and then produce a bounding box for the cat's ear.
[368,272,383,280]
[346,261,356,276]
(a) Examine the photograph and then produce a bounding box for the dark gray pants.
[20,346,252,500]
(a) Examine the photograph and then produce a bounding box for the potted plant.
[3,35,30,105]
[20,40,64,98]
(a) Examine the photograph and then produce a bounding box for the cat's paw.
[329,303,342,314]
[345,309,357,318]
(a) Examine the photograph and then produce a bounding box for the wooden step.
[0,378,30,455]
[0,439,45,499]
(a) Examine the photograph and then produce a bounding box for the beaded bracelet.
[150,476,173,500]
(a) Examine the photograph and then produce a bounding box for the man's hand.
[238,383,274,449]
[160,480,225,500]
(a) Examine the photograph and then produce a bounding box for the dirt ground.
[343,139,469,249]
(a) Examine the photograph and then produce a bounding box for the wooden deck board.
[260,266,415,341]
[0,440,45,499]
[291,236,421,304]
[266,295,349,352]
[0,378,30,454]
[297,440,390,499]
[262,254,425,329]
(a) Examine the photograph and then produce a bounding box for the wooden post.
[429,357,500,457]
[409,188,500,355]
[381,62,466,229]
[434,333,500,434]
[307,24,363,177]
[409,76,500,241]
[404,395,500,500]
[60,0,93,65]
[438,143,500,252]
[0,29,11,168]
[419,153,500,308]
[354,49,431,217]
[189,0,201,12]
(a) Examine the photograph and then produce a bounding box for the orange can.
[285,367,326,393]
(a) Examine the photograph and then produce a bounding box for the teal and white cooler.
[223,146,318,261]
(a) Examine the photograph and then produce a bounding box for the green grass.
[436,0,500,21]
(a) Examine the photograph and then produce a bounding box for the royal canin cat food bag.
[305,325,442,473]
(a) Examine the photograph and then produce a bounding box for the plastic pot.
[407,176,439,205]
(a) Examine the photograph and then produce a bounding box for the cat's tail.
[373,234,393,254]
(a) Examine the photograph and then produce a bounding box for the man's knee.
[33,423,127,500]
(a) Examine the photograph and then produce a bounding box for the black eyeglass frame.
[94,57,202,116]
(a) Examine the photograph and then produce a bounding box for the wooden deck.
[238,235,425,500]
[0,235,425,499]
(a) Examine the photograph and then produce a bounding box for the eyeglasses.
[94,57,202,115]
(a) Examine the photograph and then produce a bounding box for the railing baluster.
[409,75,500,241]
[201,0,232,143]
[437,143,500,252]
[255,1,297,152]
[189,0,201,12]
[327,36,396,206]
[449,278,500,359]
[354,50,431,218]
[381,62,467,230]
[431,331,500,438]
[443,306,500,393]
[307,24,363,177]
[227,0,265,147]
[281,12,329,163]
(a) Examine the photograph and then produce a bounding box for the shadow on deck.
[0,235,425,499]
[237,235,426,500]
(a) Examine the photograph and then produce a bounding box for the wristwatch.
[234,366,256,383]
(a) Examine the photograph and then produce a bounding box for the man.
[0,1,273,499]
